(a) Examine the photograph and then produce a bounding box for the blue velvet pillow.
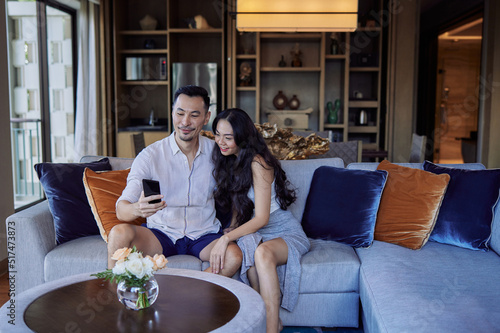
[35,158,112,244]
[301,166,388,247]
[423,161,500,251]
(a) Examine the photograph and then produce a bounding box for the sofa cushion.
[491,201,500,256]
[34,158,112,244]
[44,236,204,283]
[302,166,387,247]
[280,293,359,328]
[80,155,134,171]
[83,168,145,242]
[280,158,345,220]
[375,160,450,250]
[44,235,108,282]
[277,239,361,330]
[423,161,500,251]
[298,239,360,293]
[356,240,500,332]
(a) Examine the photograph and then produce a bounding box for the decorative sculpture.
[291,43,302,67]
[185,15,213,29]
[239,62,252,86]
[327,99,340,124]
[202,124,329,160]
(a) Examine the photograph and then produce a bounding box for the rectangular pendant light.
[236,0,358,32]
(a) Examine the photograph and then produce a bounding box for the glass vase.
[327,99,340,124]
[117,276,159,310]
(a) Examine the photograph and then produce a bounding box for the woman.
[209,108,310,333]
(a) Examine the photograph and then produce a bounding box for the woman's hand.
[210,235,230,274]
[135,191,166,218]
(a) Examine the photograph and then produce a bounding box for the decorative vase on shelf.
[327,99,340,124]
[330,33,340,55]
[117,276,159,311]
[273,91,288,110]
[278,55,286,67]
[240,32,254,54]
[139,15,158,31]
[288,95,300,110]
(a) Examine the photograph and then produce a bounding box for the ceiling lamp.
[236,0,358,32]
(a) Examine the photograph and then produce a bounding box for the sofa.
[6,155,500,332]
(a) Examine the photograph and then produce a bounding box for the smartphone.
[142,179,161,204]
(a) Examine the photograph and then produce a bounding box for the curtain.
[74,0,100,161]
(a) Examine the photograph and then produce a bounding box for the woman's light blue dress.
[237,183,310,311]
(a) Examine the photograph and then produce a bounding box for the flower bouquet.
[92,246,168,310]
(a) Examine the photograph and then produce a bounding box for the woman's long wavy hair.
[212,108,296,227]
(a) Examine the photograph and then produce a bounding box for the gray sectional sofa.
[6,156,500,332]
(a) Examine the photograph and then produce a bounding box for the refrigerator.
[172,62,218,130]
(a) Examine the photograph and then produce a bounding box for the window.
[52,89,63,111]
[51,41,62,64]
[7,0,78,209]
[14,67,24,87]
[24,41,36,64]
[27,89,39,111]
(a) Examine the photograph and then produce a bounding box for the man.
[108,85,242,277]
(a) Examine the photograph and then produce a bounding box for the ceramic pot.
[289,95,300,110]
[273,91,288,110]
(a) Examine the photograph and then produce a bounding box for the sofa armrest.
[6,200,56,294]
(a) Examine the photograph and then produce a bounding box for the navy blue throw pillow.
[35,158,112,244]
[301,166,388,248]
[423,161,500,251]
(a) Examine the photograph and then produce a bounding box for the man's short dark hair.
[173,85,210,112]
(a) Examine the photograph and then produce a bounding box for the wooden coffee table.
[0,269,265,332]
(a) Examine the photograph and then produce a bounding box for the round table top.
[0,268,265,333]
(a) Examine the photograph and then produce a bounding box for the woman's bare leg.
[254,238,288,333]
[247,266,260,292]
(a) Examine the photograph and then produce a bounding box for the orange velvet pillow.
[83,168,145,242]
[375,160,450,250]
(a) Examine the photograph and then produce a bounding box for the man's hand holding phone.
[137,179,166,218]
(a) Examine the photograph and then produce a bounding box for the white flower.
[127,252,143,261]
[94,246,168,286]
[126,258,146,279]
[112,260,126,275]
[142,257,154,277]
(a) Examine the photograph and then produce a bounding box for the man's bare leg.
[107,224,163,269]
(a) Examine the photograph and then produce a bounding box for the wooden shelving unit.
[112,0,226,157]
[228,0,385,153]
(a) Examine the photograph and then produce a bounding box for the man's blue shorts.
[142,223,222,259]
